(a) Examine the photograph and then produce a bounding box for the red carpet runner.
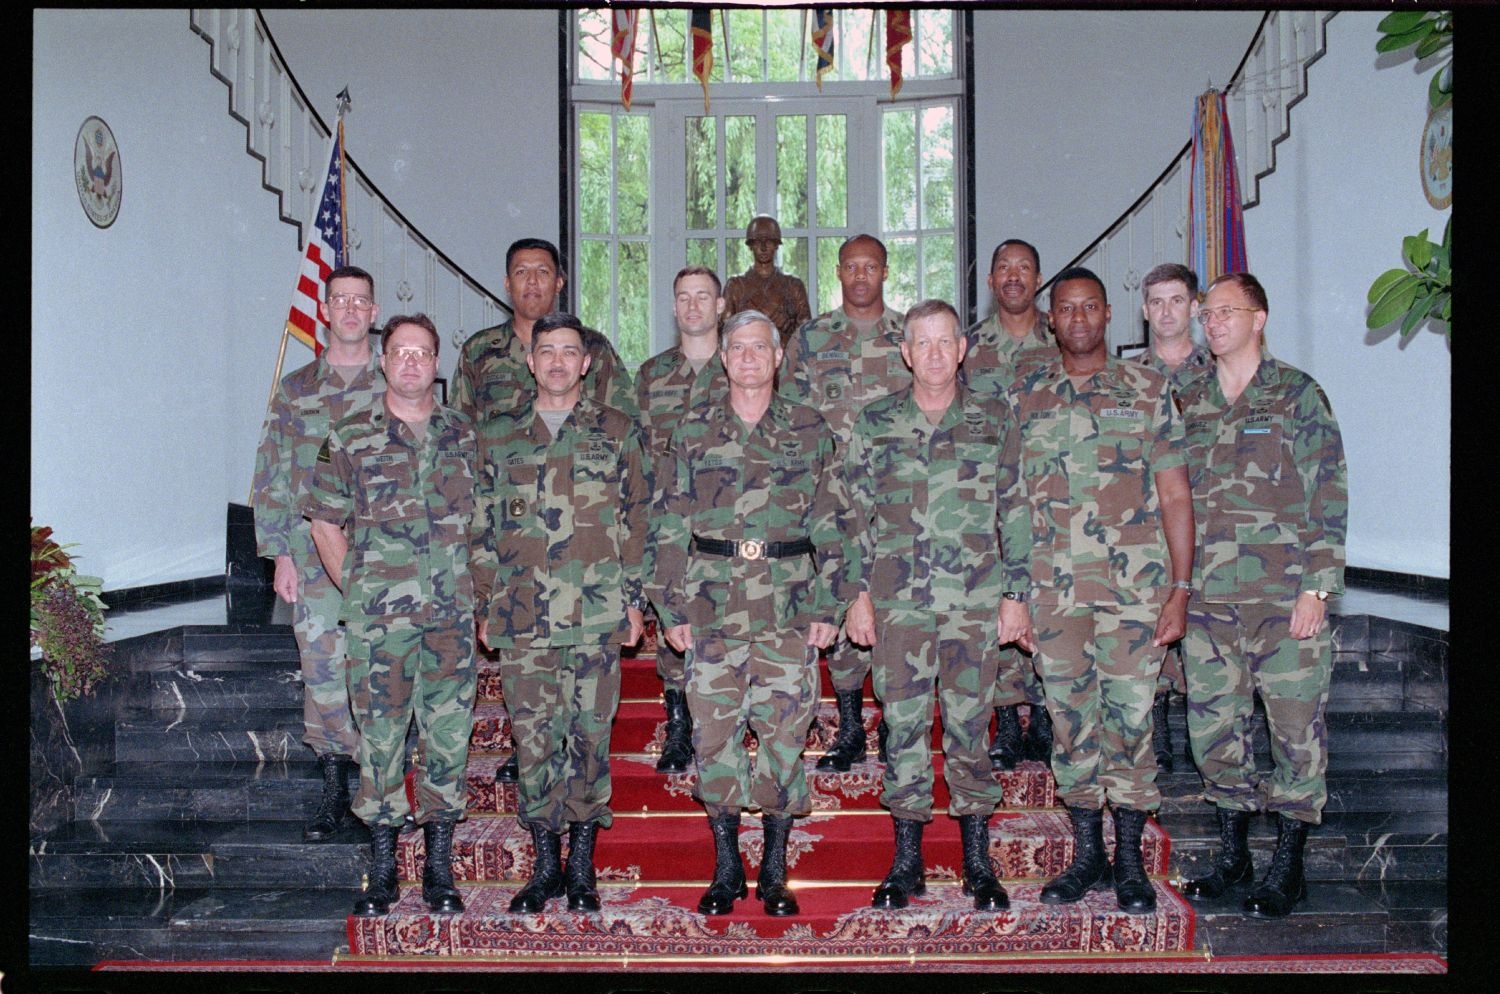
[345,626,1195,967]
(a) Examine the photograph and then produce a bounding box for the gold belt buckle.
[740,539,764,561]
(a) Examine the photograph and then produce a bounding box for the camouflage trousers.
[871,610,1004,822]
[687,632,819,819]
[499,644,621,833]
[1184,601,1331,825]
[1156,639,1186,696]
[293,556,358,757]
[991,643,1045,708]
[344,615,476,827]
[825,635,874,694]
[649,604,686,692]
[1032,601,1163,812]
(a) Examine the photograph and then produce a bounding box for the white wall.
[260,8,562,299]
[1242,11,1449,577]
[33,9,296,589]
[971,8,1264,304]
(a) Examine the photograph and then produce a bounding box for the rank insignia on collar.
[508,497,528,518]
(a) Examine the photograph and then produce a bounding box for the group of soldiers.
[253,217,1346,925]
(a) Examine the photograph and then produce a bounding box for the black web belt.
[690,535,815,561]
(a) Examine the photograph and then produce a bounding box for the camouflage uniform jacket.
[1176,356,1347,604]
[1134,342,1214,398]
[634,346,729,467]
[302,399,477,624]
[1009,356,1186,607]
[252,351,385,562]
[723,269,812,344]
[962,311,1055,398]
[778,306,908,445]
[646,394,855,638]
[845,384,1031,613]
[450,319,638,423]
[471,395,652,648]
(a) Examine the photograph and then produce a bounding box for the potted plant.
[30,523,112,701]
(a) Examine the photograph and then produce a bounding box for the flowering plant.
[30,523,112,701]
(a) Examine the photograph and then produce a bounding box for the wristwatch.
[1002,590,1028,603]
[1171,580,1192,593]
[1310,590,1329,601]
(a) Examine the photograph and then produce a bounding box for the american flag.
[283,123,346,356]
[691,8,713,112]
[611,9,640,111]
[811,10,835,91]
[886,10,912,99]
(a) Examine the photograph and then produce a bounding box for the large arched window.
[568,8,969,367]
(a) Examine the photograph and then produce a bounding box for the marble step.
[1159,808,1448,883]
[1185,882,1390,955]
[140,666,305,711]
[26,885,352,967]
[112,707,307,763]
[1355,879,1447,954]
[1155,769,1447,816]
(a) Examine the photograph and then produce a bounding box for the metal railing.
[1057,9,1336,352]
[190,9,510,368]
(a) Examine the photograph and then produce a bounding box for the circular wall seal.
[1420,98,1452,211]
[74,116,122,228]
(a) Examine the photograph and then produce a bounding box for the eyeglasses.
[328,293,374,310]
[387,346,436,365]
[1196,305,1258,326]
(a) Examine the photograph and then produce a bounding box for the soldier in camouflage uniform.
[778,234,907,772]
[451,237,638,425]
[251,264,383,842]
[304,313,478,918]
[1175,273,1347,920]
[965,239,1057,771]
[635,266,730,774]
[1005,268,1196,914]
[648,310,853,918]
[472,312,652,915]
[451,237,637,785]
[843,299,1031,912]
[1135,263,1213,774]
[722,215,812,347]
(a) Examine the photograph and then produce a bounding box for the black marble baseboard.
[1345,567,1449,600]
[101,575,224,612]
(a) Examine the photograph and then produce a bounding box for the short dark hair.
[505,238,564,277]
[530,311,586,346]
[1142,263,1200,301]
[674,265,723,297]
[902,298,960,341]
[1051,266,1108,303]
[380,313,439,354]
[325,264,375,298]
[1206,272,1269,314]
[990,239,1040,273]
[839,233,888,265]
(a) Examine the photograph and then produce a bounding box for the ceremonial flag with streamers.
[691,8,713,112]
[612,8,640,110]
[1188,89,1249,286]
[284,123,346,356]
[886,10,912,98]
[811,9,835,90]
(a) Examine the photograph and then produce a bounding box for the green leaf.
[1400,294,1434,338]
[1414,32,1451,60]
[1441,297,1451,321]
[1367,276,1421,329]
[1377,10,1431,34]
[1375,24,1434,53]
[1367,267,1410,303]
[1403,231,1434,270]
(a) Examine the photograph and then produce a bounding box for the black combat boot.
[565,821,601,912]
[1039,806,1110,904]
[494,737,520,783]
[1243,814,1310,919]
[698,812,747,915]
[958,814,1009,911]
[815,689,866,771]
[871,817,926,909]
[756,814,800,916]
[352,823,401,917]
[1023,703,1054,763]
[420,818,464,913]
[508,824,565,912]
[655,689,693,774]
[1151,693,1175,773]
[1111,807,1157,913]
[987,705,1024,770]
[304,753,354,841]
[1181,807,1255,901]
